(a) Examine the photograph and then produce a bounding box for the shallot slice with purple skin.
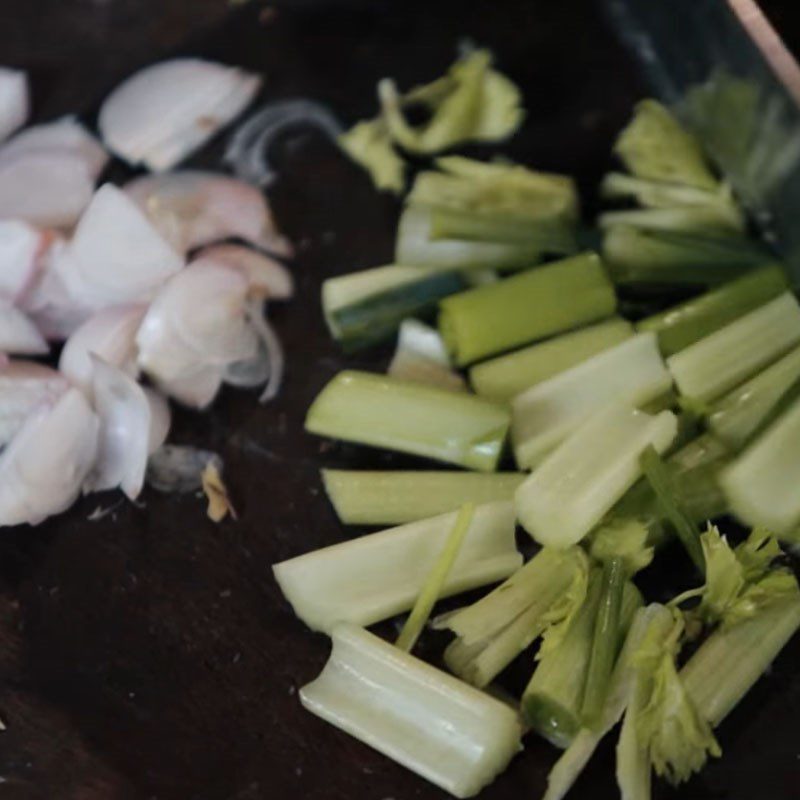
[143,388,171,455]
[0,116,108,179]
[0,387,99,527]
[124,171,293,257]
[98,58,262,172]
[0,304,48,355]
[0,360,68,447]
[199,243,294,300]
[0,68,29,143]
[59,304,146,393]
[61,183,184,308]
[0,220,54,304]
[136,259,258,408]
[85,356,150,500]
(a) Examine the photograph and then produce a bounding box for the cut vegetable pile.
[275,59,800,800]
[0,58,293,526]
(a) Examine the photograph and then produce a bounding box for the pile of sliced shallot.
[0,59,293,527]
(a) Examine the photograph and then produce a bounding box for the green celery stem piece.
[640,445,705,571]
[681,597,800,728]
[438,252,616,366]
[739,372,800,451]
[397,503,475,652]
[637,264,788,356]
[305,371,510,472]
[581,557,626,728]
[469,317,633,402]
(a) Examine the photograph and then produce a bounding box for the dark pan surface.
[0,1,799,798]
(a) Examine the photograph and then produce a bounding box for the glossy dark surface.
[0,1,798,798]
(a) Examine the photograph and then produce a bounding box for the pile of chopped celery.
[276,76,800,800]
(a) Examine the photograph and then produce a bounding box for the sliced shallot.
[0,304,48,355]
[0,387,99,526]
[124,171,292,256]
[98,58,261,171]
[85,356,150,500]
[143,388,171,455]
[200,243,293,299]
[0,68,28,143]
[0,220,53,304]
[59,304,146,393]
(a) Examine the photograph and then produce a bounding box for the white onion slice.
[124,171,292,256]
[0,360,68,447]
[0,304,48,355]
[63,184,184,307]
[0,220,53,304]
[0,68,28,143]
[85,356,150,499]
[0,387,99,526]
[59,304,146,393]
[98,58,261,171]
[143,388,171,455]
[200,243,293,299]
[247,300,284,403]
[0,116,108,178]
[146,444,221,493]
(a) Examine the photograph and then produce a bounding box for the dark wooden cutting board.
[0,1,799,798]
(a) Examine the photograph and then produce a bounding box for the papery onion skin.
[0,387,98,526]
[0,68,29,143]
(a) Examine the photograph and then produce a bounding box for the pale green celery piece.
[300,625,523,799]
[667,293,800,403]
[397,503,474,652]
[305,371,510,471]
[637,264,788,357]
[437,547,589,688]
[387,318,466,392]
[322,264,465,350]
[439,252,616,367]
[511,332,672,469]
[272,500,520,633]
[614,99,718,189]
[720,396,800,535]
[378,49,523,154]
[598,206,742,234]
[589,518,655,576]
[515,405,678,548]
[395,206,543,272]
[321,469,526,526]
[681,596,800,728]
[616,682,651,800]
[708,343,800,449]
[543,604,675,800]
[337,118,406,193]
[470,317,634,402]
[600,172,741,217]
[602,225,768,286]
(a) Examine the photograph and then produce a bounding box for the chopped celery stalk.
[322,264,465,350]
[589,518,655,575]
[439,252,616,366]
[720,397,800,535]
[599,206,742,234]
[626,612,721,785]
[338,118,405,193]
[640,446,705,571]
[377,49,524,155]
[738,372,800,452]
[614,100,718,189]
[321,469,526,525]
[707,343,800,449]
[516,405,678,548]
[428,207,577,252]
[272,501,520,633]
[681,596,800,728]
[581,558,626,728]
[388,319,465,392]
[395,206,543,272]
[397,503,475,652]
[600,172,741,217]
[666,292,800,402]
[523,574,641,748]
[511,332,672,469]
[305,371,510,471]
[437,547,589,688]
[603,225,769,286]
[616,683,651,800]
[636,264,788,356]
[300,625,523,799]
[543,604,675,800]
[470,317,634,402]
